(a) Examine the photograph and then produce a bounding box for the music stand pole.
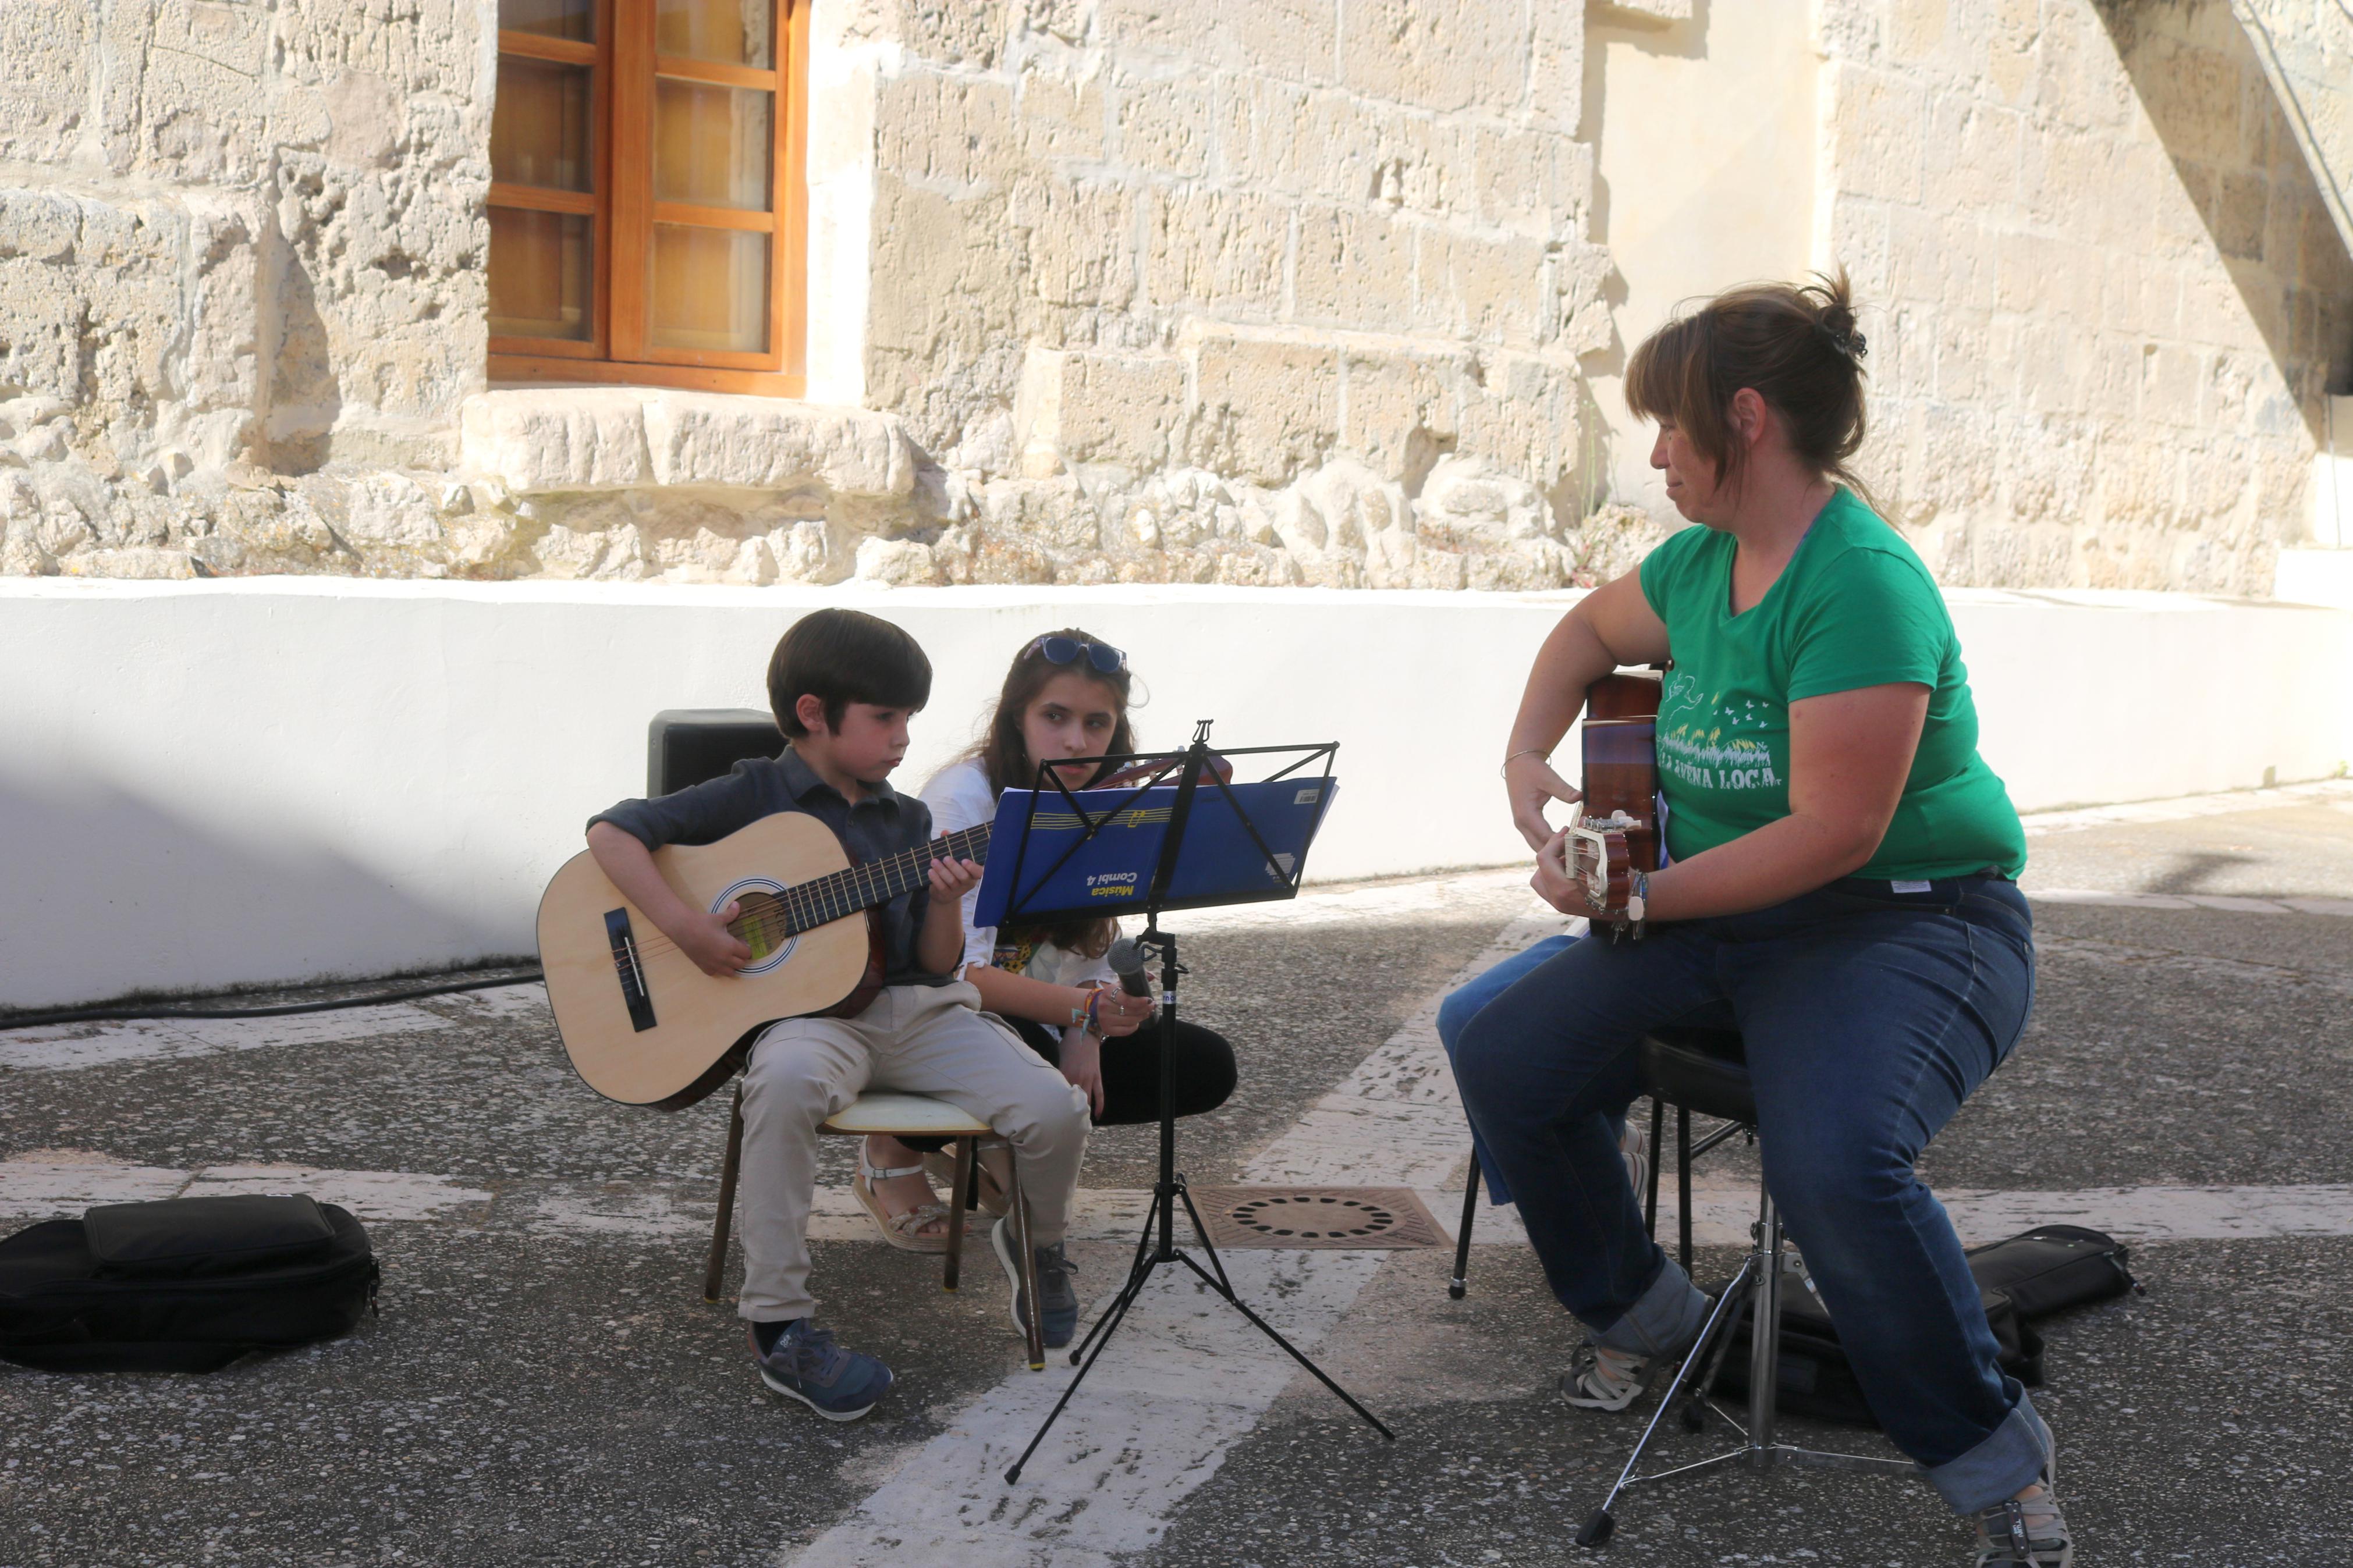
[1004,724,1393,1485]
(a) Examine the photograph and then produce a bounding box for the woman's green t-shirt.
[1634,488,2026,881]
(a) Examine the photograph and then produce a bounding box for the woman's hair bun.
[1806,273,1868,361]
[1623,266,1873,499]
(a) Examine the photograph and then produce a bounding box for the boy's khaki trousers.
[733,980,1090,1324]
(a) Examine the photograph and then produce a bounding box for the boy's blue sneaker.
[748,1319,893,1421]
[991,1217,1078,1349]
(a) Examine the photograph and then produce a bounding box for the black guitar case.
[1711,1224,2139,1427]
[0,1195,379,1373]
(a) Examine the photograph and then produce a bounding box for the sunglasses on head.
[1029,635,1127,674]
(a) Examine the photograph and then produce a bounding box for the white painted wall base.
[3,579,2347,1011]
[2276,547,2353,610]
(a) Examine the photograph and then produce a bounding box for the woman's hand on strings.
[677,899,753,977]
[1505,752,1584,851]
[1531,829,1602,920]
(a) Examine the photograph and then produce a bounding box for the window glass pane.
[654,80,771,210]
[489,209,594,341]
[501,0,593,41]
[651,226,769,353]
[656,0,772,67]
[493,58,593,191]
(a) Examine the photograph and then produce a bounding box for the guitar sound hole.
[731,891,790,962]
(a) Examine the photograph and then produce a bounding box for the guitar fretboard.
[772,822,992,937]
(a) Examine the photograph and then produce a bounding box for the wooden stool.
[702,1083,1046,1370]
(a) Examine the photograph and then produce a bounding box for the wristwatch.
[1624,869,1648,931]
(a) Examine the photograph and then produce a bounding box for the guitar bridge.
[605,908,658,1033]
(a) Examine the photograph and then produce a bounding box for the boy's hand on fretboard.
[927,848,984,901]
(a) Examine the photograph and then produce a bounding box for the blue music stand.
[994,722,1393,1482]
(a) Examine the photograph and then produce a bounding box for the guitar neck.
[778,822,991,937]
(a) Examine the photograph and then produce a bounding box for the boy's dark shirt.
[587,748,946,988]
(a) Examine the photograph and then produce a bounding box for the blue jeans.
[1436,935,1580,1207]
[1453,876,2044,1515]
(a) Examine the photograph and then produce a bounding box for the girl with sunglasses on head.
[845,630,1238,1251]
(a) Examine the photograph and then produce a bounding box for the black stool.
[1449,1051,1752,1299]
[1578,1027,1915,1549]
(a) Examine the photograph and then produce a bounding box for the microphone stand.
[1003,722,1393,1483]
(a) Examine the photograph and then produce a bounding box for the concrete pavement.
[3,782,2350,1566]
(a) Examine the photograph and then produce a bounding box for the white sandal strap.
[883,1201,949,1237]
[861,1159,929,1181]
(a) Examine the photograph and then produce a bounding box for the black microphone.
[1106,937,1153,998]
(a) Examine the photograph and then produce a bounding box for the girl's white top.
[920,758,1119,989]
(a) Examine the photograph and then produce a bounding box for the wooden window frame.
[488,0,811,398]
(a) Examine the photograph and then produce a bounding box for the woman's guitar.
[537,816,988,1108]
[1567,670,1664,937]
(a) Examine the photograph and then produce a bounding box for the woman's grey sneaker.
[1620,1120,1650,1196]
[1560,1341,1652,1411]
[1972,1481,2072,1567]
[748,1320,893,1421]
[991,1217,1079,1349]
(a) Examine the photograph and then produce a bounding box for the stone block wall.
[1816,0,2353,595]
[833,0,1631,591]
[2,0,2345,593]
[0,0,495,579]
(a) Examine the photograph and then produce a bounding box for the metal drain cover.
[1188,1186,1449,1250]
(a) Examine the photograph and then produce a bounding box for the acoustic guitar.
[1567,670,1664,932]
[537,815,988,1108]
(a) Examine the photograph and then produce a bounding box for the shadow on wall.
[255,201,342,476]
[0,772,496,1014]
[2099,0,2353,441]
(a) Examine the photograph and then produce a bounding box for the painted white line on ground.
[527,1183,1161,1245]
[769,899,1557,1567]
[0,1151,491,1221]
[2027,887,2353,916]
[1240,908,1575,1189]
[0,1003,448,1071]
[1446,1180,2353,1250]
[776,1249,1387,1568]
[2017,777,2353,837]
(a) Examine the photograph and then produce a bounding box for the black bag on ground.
[0,1194,379,1373]
[1710,1225,2138,1427]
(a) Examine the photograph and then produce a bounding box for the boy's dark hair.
[768,609,932,738]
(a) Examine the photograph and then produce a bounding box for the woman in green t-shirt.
[1453,275,2065,1566]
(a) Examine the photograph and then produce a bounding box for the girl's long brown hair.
[970,629,1137,959]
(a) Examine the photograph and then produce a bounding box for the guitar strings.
[601,829,990,969]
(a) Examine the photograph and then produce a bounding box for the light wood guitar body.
[539,812,888,1108]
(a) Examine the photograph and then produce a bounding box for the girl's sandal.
[921,1146,1013,1219]
[853,1155,953,1254]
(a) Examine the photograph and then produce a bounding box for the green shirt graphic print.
[1634,487,2027,881]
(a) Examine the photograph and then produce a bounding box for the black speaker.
[647,709,784,797]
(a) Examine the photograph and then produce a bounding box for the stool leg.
[1747,1189,1784,1464]
[1644,1096,1663,1239]
[943,1136,976,1293]
[1448,1160,1481,1300]
[1677,1105,1693,1277]
[702,1082,745,1304]
[1009,1159,1045,1371]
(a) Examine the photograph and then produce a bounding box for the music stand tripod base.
[1574,1192,1919,1549]
[995,727,1393,1484]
